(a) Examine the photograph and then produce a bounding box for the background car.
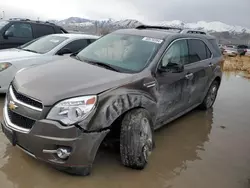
[0,18,68,49]
[223,46,238,57]
[237,45,248,56]
[0,33,99,93]
[246,47,250,56]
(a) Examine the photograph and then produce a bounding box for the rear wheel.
[200,80,219,110]
[120,109,154,169]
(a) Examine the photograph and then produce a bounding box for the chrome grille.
[11,86,43,109]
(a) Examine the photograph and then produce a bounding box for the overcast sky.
[0,0,250,27]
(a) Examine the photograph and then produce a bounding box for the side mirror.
[169,63,184,73]
[4,30,14,39]
[57,48,72,55]
[158,62,184,73]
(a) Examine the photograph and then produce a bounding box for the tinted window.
[89,39,97,43]
[61,39,88,53]
[188,39,209,63]
[162,39,189,67]
[206,46,212,58]
[77,33,162,73]
[5,23,32,38]
[19,35,68,54]
[33,24,55,37]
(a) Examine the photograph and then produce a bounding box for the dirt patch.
[222,55,250,74]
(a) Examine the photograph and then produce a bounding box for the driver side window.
[161,39,189,67]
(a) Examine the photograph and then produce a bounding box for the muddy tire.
[55,166,91,176]
[120,108,154,170]
[200,80,219,110]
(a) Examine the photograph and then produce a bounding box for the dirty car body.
[1,26,223,175]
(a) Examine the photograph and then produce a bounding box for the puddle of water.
[1,73,250,188]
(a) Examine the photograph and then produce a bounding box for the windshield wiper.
[82,59,121,72]
[21,49,39,54]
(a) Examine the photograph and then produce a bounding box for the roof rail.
[180,29,207,35]
[45,21,55,25]
[9,18,30,21]
[8,18,56,25]
[136,25,182,31]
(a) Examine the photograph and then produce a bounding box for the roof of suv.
[114,25,215,40]
[7,18,60,26]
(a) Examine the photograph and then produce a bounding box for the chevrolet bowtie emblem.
[9,101,18,110]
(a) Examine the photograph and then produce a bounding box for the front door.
[155,39,191,127]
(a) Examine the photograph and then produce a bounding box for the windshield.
[0,21,9,30]
[77,33,163,73]
[19,35,68,54]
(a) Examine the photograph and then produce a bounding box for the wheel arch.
[83,92,158,132]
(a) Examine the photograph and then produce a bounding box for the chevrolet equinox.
[1,25,223,176]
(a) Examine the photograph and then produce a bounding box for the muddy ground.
[0,73,250,188]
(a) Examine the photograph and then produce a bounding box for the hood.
[14,57,135,105]
[0,48,40,62]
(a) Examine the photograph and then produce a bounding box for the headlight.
[0,62,12,72]
[47,96,97,126]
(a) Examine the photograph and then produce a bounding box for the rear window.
[208,39,221,57]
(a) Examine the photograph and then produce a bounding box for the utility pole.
[2,11,5,19]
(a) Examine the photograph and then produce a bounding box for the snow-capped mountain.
[152,20,250,33]
[50,17,250,34]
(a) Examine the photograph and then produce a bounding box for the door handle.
[185,73,193,80]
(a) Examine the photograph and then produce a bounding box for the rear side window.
[32,24,55,37]
[208,39,221,57]
[206,46,212,58]
[61,39,88,53]
[188,39,211,63]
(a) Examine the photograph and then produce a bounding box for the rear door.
[1,22,33,49]
[32,24,55,38]
[185,39,213,106]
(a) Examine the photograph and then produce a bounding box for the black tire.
[200,80,219,110]
[120,108,154,170]
[54,166,92,176]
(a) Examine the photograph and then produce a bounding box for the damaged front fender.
[78,88,157,132]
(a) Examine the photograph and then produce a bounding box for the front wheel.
[200,80,219,110]
[120,109,154,170]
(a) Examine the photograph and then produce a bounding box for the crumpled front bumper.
[1,116,109,168]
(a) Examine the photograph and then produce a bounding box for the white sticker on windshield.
[142,37,163,44]
[50,39,60,43]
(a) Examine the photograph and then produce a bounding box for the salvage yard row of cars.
[1,19,223,176]
[219,44,250,57]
